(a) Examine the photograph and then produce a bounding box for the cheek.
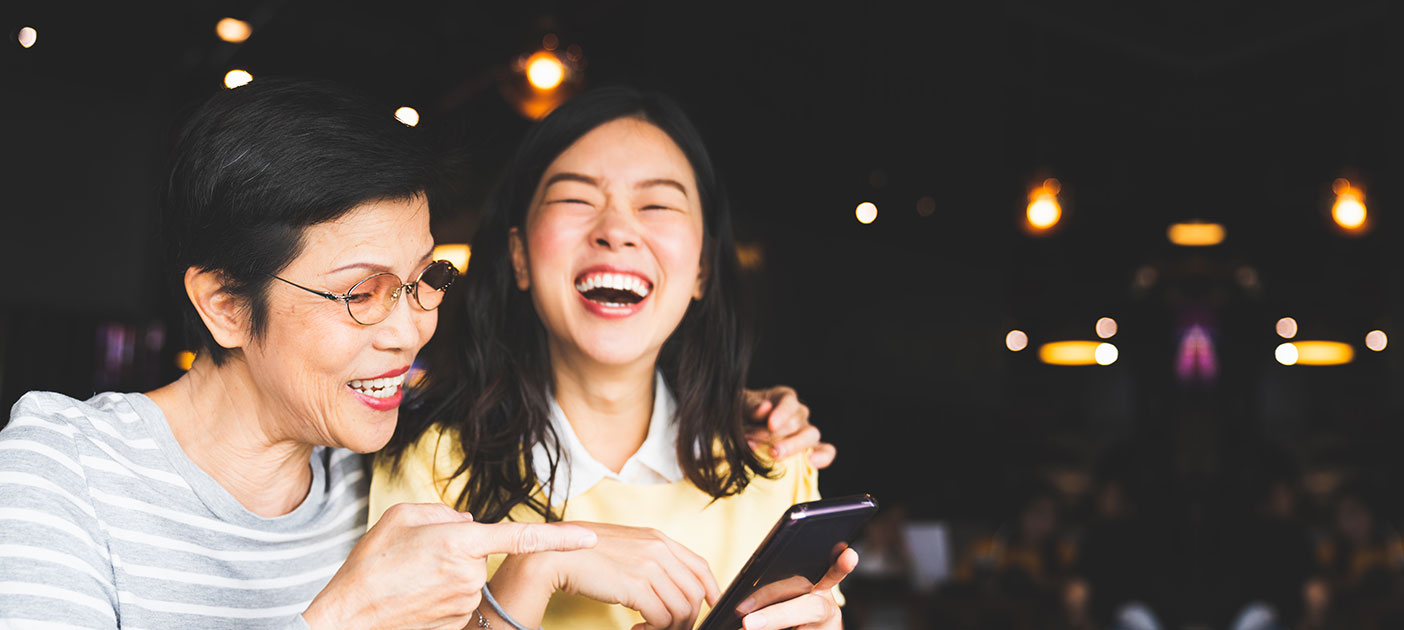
[654,228,705,287]
[257,308,365,394]
[525,221,577,276]
[416,310,439,348]
[524,221,585,310]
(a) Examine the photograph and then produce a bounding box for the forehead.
[296,195,433,265]
[540,118,697,190]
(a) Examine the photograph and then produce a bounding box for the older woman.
[0,78,827,629]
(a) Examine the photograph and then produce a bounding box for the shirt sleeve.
[0,400,120,628]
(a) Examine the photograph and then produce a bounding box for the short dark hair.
[164,78,435,365]
[387,86,766,522]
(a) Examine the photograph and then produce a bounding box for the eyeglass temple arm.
[271,275,345,302]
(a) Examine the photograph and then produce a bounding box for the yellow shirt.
[369,424,821,630]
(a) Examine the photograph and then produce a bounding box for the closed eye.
[545,198,595,207]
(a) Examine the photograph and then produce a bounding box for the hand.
[493,522,722,630]
[302,502,597,630]
[743,385,837,469]
[739,547,858,630]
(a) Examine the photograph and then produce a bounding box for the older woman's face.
[243,195,437,452]
[513,118,706,371]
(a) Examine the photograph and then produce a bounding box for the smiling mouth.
[575,271,652,307]
[347,372,407,399]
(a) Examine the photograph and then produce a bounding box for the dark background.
[4,1,1403,627]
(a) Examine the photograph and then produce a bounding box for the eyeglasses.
[271,259,459,326]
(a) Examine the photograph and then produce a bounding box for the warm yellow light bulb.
[1094,343,1119,366]
[855,202,878,225]
[394,107,420,127]
[216,18,252,43]
[526,52,565,90]
[224,69,253,89]
[1026,195,1060,229]
[1333,193,1366,230]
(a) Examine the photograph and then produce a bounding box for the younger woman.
[372,87,855,630]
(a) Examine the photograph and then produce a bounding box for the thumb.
[461,521,598,557]
[813,548,859,591]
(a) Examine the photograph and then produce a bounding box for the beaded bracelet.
[480,584,542,630]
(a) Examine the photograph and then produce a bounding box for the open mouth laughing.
[347,367,409,410]
[575,269,652,310]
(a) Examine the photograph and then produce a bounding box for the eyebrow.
[326,245,436,276]
[542,172,599,189]
[635,178,688,197]
[542,172,689,198]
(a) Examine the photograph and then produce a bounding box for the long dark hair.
[385,86,767,522]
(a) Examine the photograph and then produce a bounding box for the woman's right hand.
[492,522,722,630]
[302,502,598,630]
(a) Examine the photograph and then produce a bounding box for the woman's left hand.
[737,547,858,630]
[743,386,837,469]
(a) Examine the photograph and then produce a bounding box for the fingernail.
[575,533,598,547]
[744,612,767,630]
[772,447,783,458]
[737,597,756,614]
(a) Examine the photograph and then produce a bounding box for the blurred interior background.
[3,1,1404,628]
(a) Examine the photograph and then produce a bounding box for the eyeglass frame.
[269,259,458,326]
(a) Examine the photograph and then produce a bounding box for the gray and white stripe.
[1,391,370,629]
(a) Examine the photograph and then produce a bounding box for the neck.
[548,344,657,473]
[146,356,315,517]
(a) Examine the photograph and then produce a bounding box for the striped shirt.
[1,391,369,629]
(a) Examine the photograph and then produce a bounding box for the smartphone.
[696,494,879,630]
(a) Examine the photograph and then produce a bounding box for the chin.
[579,344,656,368]
[337,414,398,453]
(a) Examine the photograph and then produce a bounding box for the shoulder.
[720,446,819,506]
[0,393,112,549]
[376,423,462,476]
[6,390,166,471]
[6,390,151,448]
[3,391,110,473]
[369,424,465,525]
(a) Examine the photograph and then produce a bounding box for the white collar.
[531,371,685,503]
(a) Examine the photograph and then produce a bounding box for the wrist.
[301,596,343,630]
[487,553,559,628]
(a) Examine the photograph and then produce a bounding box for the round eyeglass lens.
[413,261,457,310]
[346,273,403,325]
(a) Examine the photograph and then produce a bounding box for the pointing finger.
[456,521,598,557]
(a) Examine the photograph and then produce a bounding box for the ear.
[508,227,531,291]
[184,267,251,351]
[692,243,710,300]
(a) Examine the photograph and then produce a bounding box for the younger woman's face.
[512,117,706,372]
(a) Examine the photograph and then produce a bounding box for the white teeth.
[348,372,407,397]
[574,272,651,298]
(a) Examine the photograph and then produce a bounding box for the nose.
[372,287,425,353]
[590,200,639,250]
